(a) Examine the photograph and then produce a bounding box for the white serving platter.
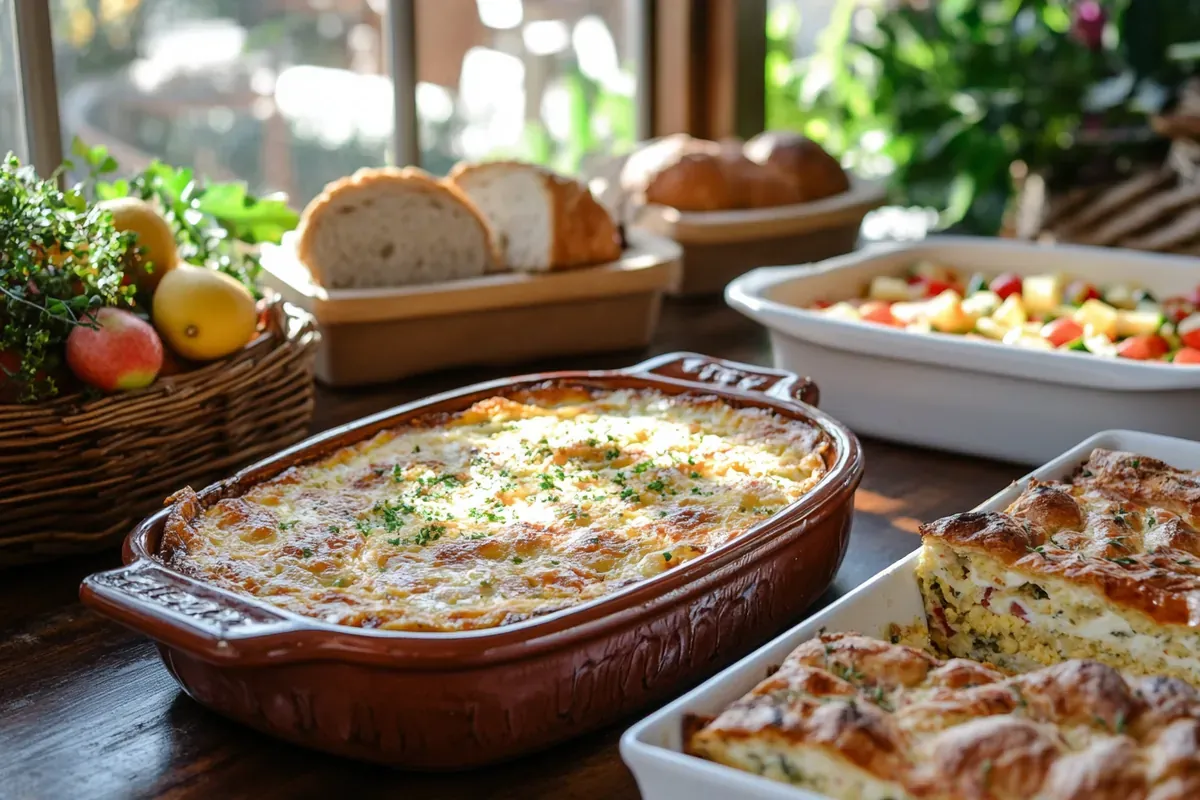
[725,236,1200,464]
[621,429,1200,800]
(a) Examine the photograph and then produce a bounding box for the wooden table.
[0,299,1026,800]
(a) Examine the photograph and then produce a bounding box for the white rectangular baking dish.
[620,428,1200,800]
[724,236,1200,464]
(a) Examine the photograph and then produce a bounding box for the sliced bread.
[449,161,621,272]
[296,166,497,289]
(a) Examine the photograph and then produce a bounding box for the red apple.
[66,307,163,392]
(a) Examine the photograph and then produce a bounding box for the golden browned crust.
[159,385,829,632]
[687,632,1200,800]
[920,449,1200,626]
[743,131,850,201]
[295,166,500,284]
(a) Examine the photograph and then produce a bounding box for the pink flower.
[1072,1,1106,50]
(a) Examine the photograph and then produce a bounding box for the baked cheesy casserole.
[161,385,828,631]
[917,448,1200,684]
[686,631,1200,800]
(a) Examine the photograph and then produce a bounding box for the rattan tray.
[0,298,319,566]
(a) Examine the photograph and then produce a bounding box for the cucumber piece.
[991,294,1027,329]
[1115,309,1165,337]
[965,273,989,295]
[1083,333,1118,357]
[1133,288,1158,307]
[1064,337,1088,351]
[1073,299,1119,339]
[975,317,1008,340]
[1102,284,1138,310]
[962,290,1001,317]
[868,276,914,302]
[1022,274,1065,315]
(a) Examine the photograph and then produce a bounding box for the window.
[50,0,391,205]
[0,0,25,161]
[414,0,642,176]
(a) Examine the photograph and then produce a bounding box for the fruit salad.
[810,261,1200,365]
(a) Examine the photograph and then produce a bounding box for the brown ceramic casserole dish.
[80,352,863,770]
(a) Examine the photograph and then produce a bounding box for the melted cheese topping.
[163,386,828,631]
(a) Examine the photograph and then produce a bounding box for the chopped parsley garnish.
[690,471,701,479]
[619,488,640,503]
[687,455,695,465]
[612,471,626,486]
[646,478,667,493]
[355,519,373,535]
[1107,556,1137,566]
[1025,545,1048,558]
[512,556,523,564]
[539,474,557,490]
[633,461,652,474]
[387,537,402,546]
[278,520,298,531]
[392,464,404,482]
[412,524,445,546]
[412,445,420,453]
[328,525,340,534]
[662,552,672,562]
[301,547,314,558]
[378,501,414,532]
[550,559,560,565]
[1129,459,1141,468]
[604,448,620,460]
[586,438,598,447]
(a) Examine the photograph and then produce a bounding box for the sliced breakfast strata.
[917,448,1200,684]
[686,632,1200,800]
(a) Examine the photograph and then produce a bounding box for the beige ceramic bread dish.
[260,228,681,387]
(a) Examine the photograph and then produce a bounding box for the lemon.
[97,196,179,293]
[153,264,257,361]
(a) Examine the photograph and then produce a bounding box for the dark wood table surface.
[0,299,1027,800]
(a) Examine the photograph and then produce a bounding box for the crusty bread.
[449,161,621,272]
[744,131,850,201]
[296,166,497,289]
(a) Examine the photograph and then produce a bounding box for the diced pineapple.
[991,294,1027,329]
[868,276,915,302]
[890,301,927,324]
[1002,328,1054,350]
[823,301,862,322]
[1022,274,1065,316]
[911,260,957,283]
[1103,284,1138,310]
[961,290,1001,317]
[1115,308,1165,337]
[1073,299,1119,339]
[927,289,976,334]
[975,317,1008,340]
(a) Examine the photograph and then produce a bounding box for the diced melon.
[1103,284,1138,310]
[890,301,927,324]
[1115,309,1165,337]
[868,275,915,302]
[1002,328,1054,350]
[907,318,933,334]
[1073,299,1119,339]
[975,317,1008,340]
[991,294,1027,329]
[823,301,862,322]
[961,290,1001,317]
[927,289,976,333]
[1022,274,1065,316]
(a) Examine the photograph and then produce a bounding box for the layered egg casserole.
[161,385,829,631]
[917,448,1200,685]
[687,632,1200,800]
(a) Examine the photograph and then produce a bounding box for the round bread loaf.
[744,131,850,202]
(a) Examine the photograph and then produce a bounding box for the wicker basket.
[0,298,319,566]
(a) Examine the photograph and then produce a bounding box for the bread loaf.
[296,167,497,289]
[744,131,850,201]
[450,161,621,272]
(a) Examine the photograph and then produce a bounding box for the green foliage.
[0,153,133,402]
[73,137,298,295]
[768,0,1200,234]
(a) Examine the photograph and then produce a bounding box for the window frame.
[14,0,768,182]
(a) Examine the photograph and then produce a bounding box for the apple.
[66,307,163,392]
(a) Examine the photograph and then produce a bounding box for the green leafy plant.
[73,138,299,295]
[0,153,133,402]
[769,0,1200,234]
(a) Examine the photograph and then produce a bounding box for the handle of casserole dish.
[631,351,819,408]
[80,560,295,661]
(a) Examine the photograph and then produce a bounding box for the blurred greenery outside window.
[767,0,1200,234]
[47,0,639,206]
